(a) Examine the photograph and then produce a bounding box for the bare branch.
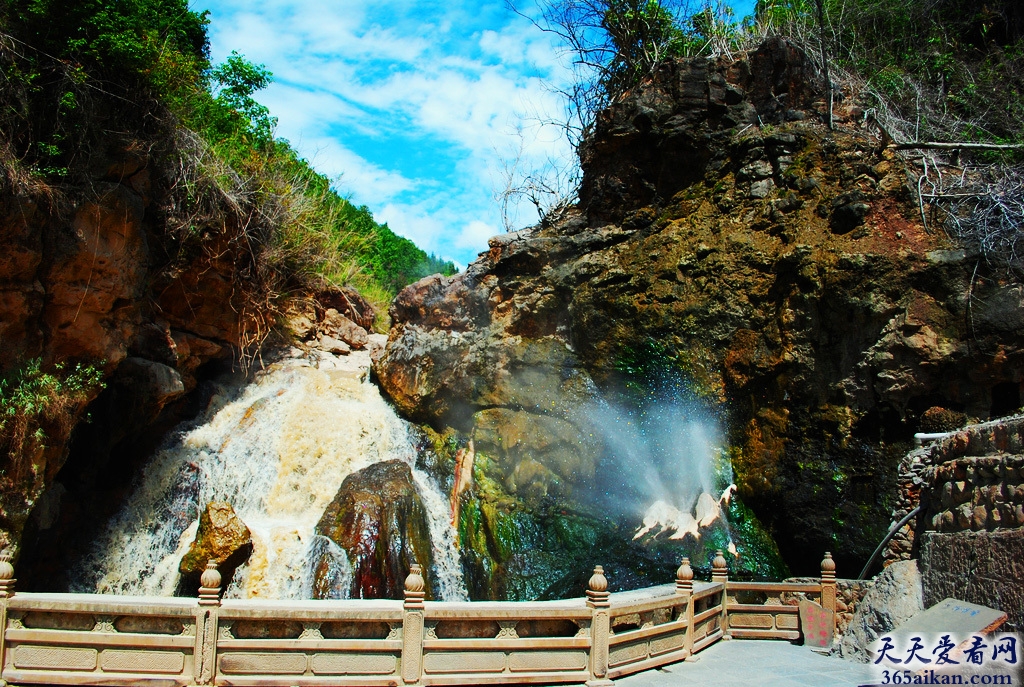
[891,142,1024,152]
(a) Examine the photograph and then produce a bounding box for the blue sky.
[199,0,757,267]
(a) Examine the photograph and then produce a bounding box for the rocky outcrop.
[838,560,923,662]
[374,39,1024,577]
[0,141,243,555]
[178,502,252,593]
[314,460,434,600]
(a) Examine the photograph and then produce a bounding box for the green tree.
[209,51,277,147]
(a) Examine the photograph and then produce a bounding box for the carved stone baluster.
[675,557,693,596]
[676,558,696,659]
[820,551,837,638]
[402,563,426,685]
[0,550,14,599]
[586,565,613,687]
[712,550,730,640]
[0,549,15,685]
[298,623,324,640]
[198,561,222,606]
[193,560,222,686]
[496,621,519,639]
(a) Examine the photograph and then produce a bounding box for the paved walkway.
[616,639,876,687]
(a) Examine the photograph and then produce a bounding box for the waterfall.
[70,351,466,600]
[411,469,468,601]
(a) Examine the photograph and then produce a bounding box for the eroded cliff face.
[1,139,227,554]
[0,132,373,563]
[374,38,1024,578]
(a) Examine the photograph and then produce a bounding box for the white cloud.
[202,0,576,265]
[457,220,499,251]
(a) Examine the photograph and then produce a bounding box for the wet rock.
[473,408,599,496]
[318,335,350,355]
[315,460,434,599]
[179,502,252,593]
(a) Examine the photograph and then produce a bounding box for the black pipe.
[857,505,922,580]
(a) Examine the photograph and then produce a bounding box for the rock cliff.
[374,38,1024,578]
[0,129,375,566]
[0,136,237,555]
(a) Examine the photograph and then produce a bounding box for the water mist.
[578,388,736,549]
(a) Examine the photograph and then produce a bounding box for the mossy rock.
[315,460,434,600]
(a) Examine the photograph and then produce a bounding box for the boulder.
[179,502,252,593]
[316,286,376,331]
[838,560,923,662]
[315,460,434,599]
[318,335,350,355]
[323,309,368,350]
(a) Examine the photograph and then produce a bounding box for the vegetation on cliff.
[0,0,455,553]
[0,0,455,330]
[531,0,1024,145]
[521,0,1024,274]
[0,359,102,467]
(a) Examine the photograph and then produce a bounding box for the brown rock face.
[314,460,434,599]
[0,138,261,558]
[317,286,376,331]
[374,39,1024,576]
[179,502,252,592]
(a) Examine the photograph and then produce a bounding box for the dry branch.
[891,142,1024,152]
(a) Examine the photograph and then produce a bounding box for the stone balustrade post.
[586,565,614,687]
[0,550,15,686]
[676,558,695,658]
[402,564,426,685]
[712,550,730,639]
[820,551,837,636]
[193,560,222,686]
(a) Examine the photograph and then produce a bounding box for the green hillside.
[0,0,456,326]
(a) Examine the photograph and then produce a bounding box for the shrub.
[0,360,104,465]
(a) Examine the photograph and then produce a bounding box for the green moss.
[481,501,524,562]
[725,497,790,580]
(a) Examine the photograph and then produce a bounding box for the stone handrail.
[0,552,837,686]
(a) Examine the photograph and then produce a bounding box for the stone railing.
[0,552,838,686]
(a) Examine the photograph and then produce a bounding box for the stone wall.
[924,455,1024,532]
[884,415,1024,566]
[884,416,1024,632]
[787,577,873,638]
[919,529,1024,632]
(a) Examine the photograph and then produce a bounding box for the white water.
[71,350,466,600]
[579,396,736,547]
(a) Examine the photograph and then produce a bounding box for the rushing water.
[70,350,467,601]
